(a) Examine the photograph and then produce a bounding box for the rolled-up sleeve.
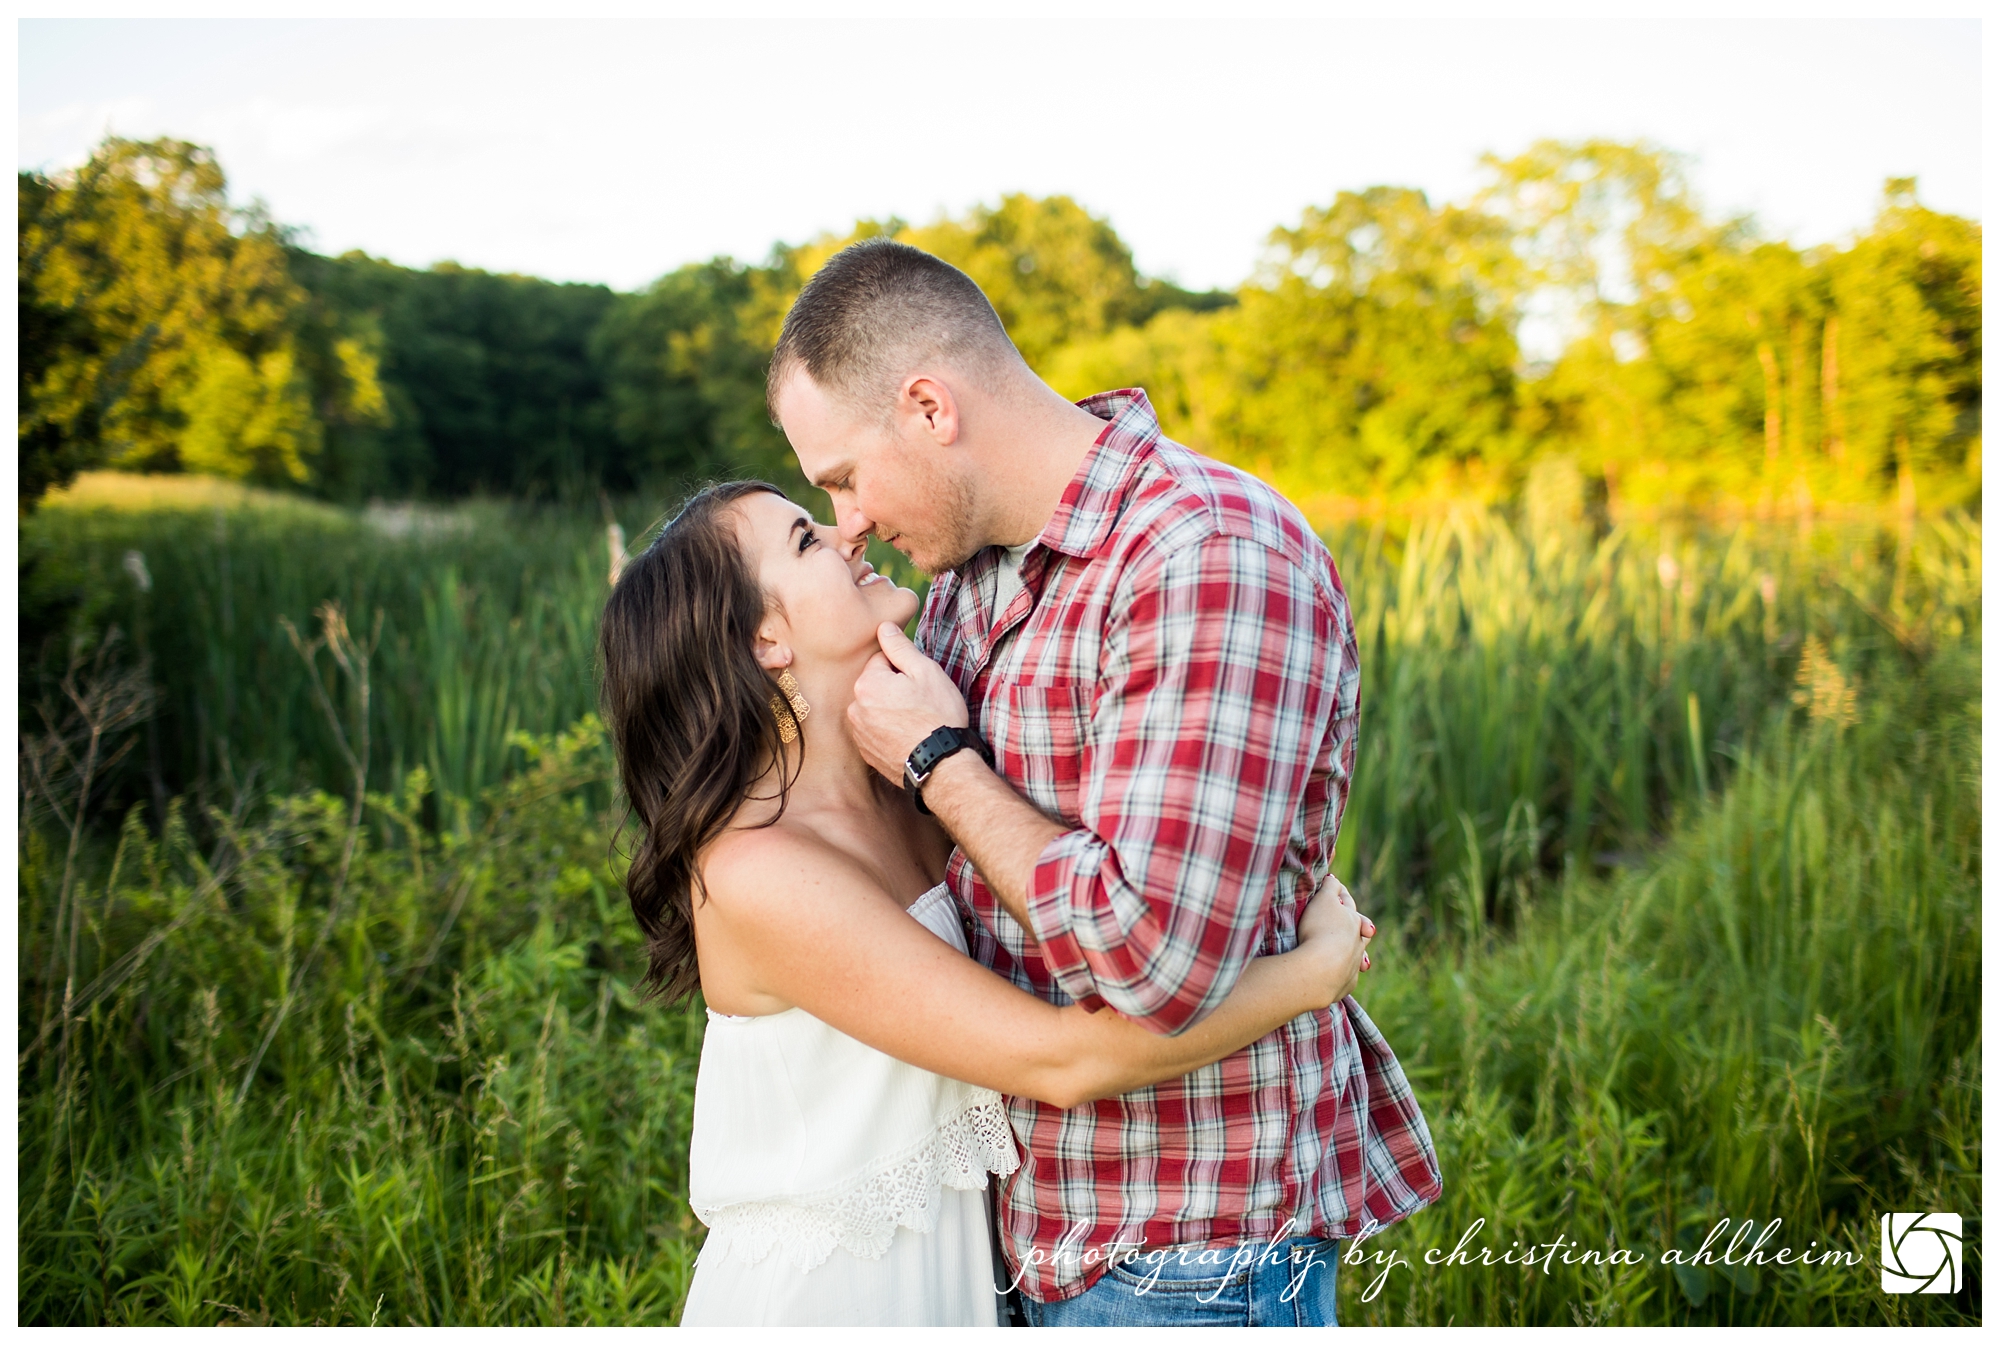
[1022,533,1342,1035]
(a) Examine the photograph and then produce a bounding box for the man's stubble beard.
[899,454,986,576]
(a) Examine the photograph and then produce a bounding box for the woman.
[597,482,1374,1327]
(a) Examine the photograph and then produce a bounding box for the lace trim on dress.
[694,1093,1020,1273]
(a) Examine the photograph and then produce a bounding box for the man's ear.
[901,375,961,447]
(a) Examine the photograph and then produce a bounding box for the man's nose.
[833,501,874,546]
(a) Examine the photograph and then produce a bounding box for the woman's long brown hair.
[598,481,797,1003]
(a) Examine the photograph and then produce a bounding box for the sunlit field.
[18,476,1979,1325]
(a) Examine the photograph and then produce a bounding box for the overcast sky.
[19,16,1982,295]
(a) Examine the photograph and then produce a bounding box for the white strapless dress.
[678,884,1021,1327]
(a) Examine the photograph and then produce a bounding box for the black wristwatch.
[903,724,992,816]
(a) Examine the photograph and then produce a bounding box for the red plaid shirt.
[919,390,1441,1303]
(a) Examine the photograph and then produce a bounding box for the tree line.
[19,136,1979,513]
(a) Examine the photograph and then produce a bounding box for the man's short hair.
[766,238,1022,423]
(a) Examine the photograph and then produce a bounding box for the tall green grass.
[1344,653,1980,1324]
[1327,508,1980,935]
[17,478,1980,1324]
[20,720,706,1325]
[25,479,1974,924]
[22,485,613,815]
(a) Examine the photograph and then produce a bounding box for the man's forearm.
[920,749,1065,935]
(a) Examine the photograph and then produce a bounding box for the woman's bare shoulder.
[698,819,883,918]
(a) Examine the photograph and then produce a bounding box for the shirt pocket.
[1001,680,1091,821]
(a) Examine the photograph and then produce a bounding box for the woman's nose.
[833,529,866,562]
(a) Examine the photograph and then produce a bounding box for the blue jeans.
[1018,1237,1340,1327]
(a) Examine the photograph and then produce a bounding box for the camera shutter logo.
[1880,1214,1962,1293]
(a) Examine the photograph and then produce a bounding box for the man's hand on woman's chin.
[848,622,973,784]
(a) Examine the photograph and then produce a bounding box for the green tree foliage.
[289,251,618,500]
[1490,145,1981,508]
[1053,142,1978,510]
[590,258,798,494]
[1480,139,1715,320]
[1229,186,1525,496]
[911,195,1145,369]
[1825,183,1982,492]
[18,171,107,506]
[19,135,1978,512]
[17,139,384,507]
[1048,186,1526,502]
[904,193,1228,370]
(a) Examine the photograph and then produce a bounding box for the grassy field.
[17,473,1981,1325]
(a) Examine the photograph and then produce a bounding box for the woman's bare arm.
[1034,875,1370,1104]
[695,828,1369,1110]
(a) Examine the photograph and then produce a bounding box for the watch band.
[903,724,991,815]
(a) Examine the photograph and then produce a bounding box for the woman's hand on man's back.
[1295,872,1373,1007]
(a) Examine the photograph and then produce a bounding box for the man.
[767,238,1440,1327]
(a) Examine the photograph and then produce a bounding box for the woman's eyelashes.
[796,526,820,555]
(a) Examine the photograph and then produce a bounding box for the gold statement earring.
[771,668,810,744]
[770,692,798,743]
[777,669,811,725]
